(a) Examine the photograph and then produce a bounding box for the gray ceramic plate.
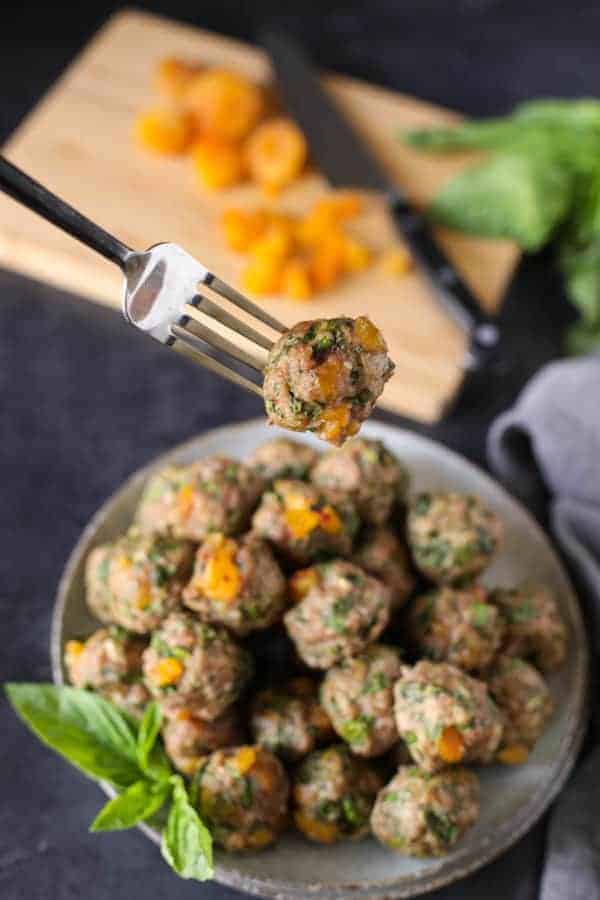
[51,419,589,900]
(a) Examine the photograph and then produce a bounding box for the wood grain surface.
[0,9,519,421]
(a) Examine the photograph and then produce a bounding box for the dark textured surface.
[0,1,594,898]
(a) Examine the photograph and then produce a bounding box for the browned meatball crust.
[284,560,391,670]
[194,746,289,851]
[136,456,264,541]
[163,710,243,775]
[252,479,360,565]
[410,584,504,671]
[354,527,415,611]
[247,438,319,484]
[250,676,333,761]
[263,317,394,445]
[142,611,253,720]
[183,532,286,636]
[311,438,409,525]
[320,644,403,757]
[491,583,568,672]
[85,530,194,634]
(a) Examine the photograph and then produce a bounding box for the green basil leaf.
[6,683,141,788]
[161,776,213,881]
[429,150,573,251]
[90,779,170,832]
[136,703,172,782]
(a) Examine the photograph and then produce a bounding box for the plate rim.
[51,417,590,900]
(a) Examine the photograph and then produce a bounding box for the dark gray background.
[0,1,595,898]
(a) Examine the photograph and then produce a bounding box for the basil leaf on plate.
[5,683,141,788]
[136,702,172,782]
[90,778,170,832]
[161,776,213,881]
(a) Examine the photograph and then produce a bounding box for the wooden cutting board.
[0,9,519,422]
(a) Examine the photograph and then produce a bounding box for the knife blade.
[261,30,503,372]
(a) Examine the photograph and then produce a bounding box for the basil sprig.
[5,683,213,882]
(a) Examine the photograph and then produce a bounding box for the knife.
[261,30,504,374]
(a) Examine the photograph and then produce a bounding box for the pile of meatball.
[65,435,568,859]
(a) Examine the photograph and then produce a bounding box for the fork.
[0,155,287,396]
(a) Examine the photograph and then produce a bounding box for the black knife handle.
[388,194,501,370]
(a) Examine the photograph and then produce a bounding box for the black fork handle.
[0,155,132,269]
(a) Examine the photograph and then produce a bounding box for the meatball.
[284,560,391,670]
[250,676,333,761]
[64,626,146,690]
[394,661,504,773]
[263,317,395,446]
[85,530,194,634]
[252,479,359,565]
[136,456,264,541]
[293,744,382,843]
[371,766,480,857]
[311,438,409,525]
[183,532,286,636]
[410,584,504,671]
[142,611,253,720]
[491,583,568,672]
[320,644,403,757]
[194,746,289,851]
[407,492,503,584]
[248,438,319,484]
[354,527,415,610]
[163,710,243,776]
[483,655,554,762]
[99,682,151,721]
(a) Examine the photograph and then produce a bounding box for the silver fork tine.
[171,325,263,397]
[190,295,274,351]
[206,273,288,333]
[179,315,266,373]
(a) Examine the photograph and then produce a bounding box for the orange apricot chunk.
[241,255,284,295]
[221,208,270,252]
[245,117,308,192]
[155,57,200,101]
[497,744,529,765]
[185,68,264,142]
[380,246,413,276]
[281,258,313,299]
[135,108,195,155]
[437,725,465,763]
[192,137,245,189]
[353,316,386,352]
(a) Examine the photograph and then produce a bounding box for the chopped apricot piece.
[155,58,200,101]
[65,640,85,663]
[248,827,274,849]
[380,246,413,276]
[151,657,183,687]
[284,507,321,540]
[235,746,257,774]
[319,505,342,534]
[294,810,338,843]
[437,725,465,763]
[281,258,312,299]
[497,744,529,765]
[177,483,195,521]
[343,237,371,272]
[353,316,386,352]
[200,535,242,602]
[241,256,283,295]
[320,404,352,445]
[245,117,307,192]
[185,69,264,142]
[309,237,345,291]
[135,108,194,155]
[316,357,344,401]
[250,226,294,262]
[221,208,269,252]
[192,138,245,190]
[289,567,319,601]
[135,581,152,610]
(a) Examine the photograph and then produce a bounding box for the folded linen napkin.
[487,355,600,900]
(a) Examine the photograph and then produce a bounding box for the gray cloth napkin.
[487,355,600,900]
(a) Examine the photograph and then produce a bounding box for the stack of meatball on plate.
[64,436,568,859]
